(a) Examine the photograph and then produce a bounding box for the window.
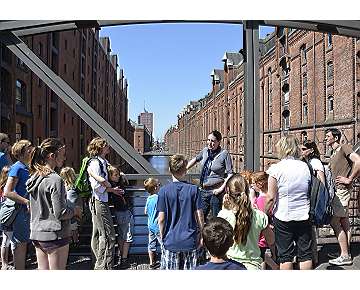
[328,96,334,113]
[327,33,333,47]
[64,63,67,74]
[15,79,26,106]
[267,67,272,106]
[302,73,307,93]
[268,135,273,154]
[300,44,307,64]
[38,105,42,119]
[327,61,334,83]
[303,103,308,123]
[38,76,42,87]
[64,39,68,50]
[15,123,22,141]
[72,71,75,80]
[269,112,272,130]
[39,43,43,57]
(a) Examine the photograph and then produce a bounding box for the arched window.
[327,33,333,47]
[300,44,307,64]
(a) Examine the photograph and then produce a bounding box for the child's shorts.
[114,210,134,243]
[148,230,162,252]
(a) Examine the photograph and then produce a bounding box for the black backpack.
[306,162,333,226]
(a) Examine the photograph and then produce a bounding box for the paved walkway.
[14,242,360,270]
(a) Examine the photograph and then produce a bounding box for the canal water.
[145,155,170,174]
[129,155,170,254]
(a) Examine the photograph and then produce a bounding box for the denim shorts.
[11,207,30,249]
[148,230,162,252]
[114,210,134,243]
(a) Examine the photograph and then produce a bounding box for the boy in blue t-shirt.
[196,217,247,270]
[157,154,204,270]
[144,178,161,269]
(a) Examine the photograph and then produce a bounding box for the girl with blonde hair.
[26,138,81,270]
[3,140,33,269]
[218,174,274,270]
[60,167,81,245]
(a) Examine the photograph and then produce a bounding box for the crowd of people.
[0,127,359,270]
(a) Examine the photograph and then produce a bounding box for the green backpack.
[75,157,105,199]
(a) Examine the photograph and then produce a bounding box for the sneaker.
[149,261,160,270]
[328,255,353,266]
[119,258,131,270]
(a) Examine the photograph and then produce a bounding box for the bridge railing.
[124,173,201,254]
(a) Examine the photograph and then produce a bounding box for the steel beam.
[243,21,260,171]
[0,21,74,32]
[260,20,360,38]
[0,31,158,174]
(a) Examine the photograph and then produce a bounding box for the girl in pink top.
[251,171,278,270]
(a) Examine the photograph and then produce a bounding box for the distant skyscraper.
[138,109,153,136]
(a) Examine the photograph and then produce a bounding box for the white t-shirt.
[309,158,324,173]
[267,157,311,222]
[88,156,109,202]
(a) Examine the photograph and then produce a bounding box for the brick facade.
[0,28,133,171]
[165,28,360,242]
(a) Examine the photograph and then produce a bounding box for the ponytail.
[29,138,64,176]
[224,174,253,245]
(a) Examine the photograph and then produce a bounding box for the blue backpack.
[306,162,334,226]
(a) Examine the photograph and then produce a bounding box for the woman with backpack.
[86,137,123,270]
[26,138,82,270]
[265,135,313,270]
[301,140,326,267]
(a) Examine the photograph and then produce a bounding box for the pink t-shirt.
[253,193,268,248]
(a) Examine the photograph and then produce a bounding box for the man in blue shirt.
[157,154,204,270]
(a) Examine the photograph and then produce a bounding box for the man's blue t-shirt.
[196,260,247,270]
[157,181,202,252]
[8,161,29,198]
[145,194,159,233]
[0,152,9,171]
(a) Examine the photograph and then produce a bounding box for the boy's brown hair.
[144,178,159,194]
[169,154,187,175]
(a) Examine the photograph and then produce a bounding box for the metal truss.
[0,31,157,174]
[2,20,360,172]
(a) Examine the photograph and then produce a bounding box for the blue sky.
[100,23,274,140]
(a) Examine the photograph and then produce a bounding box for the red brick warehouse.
[0,28,134,170]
